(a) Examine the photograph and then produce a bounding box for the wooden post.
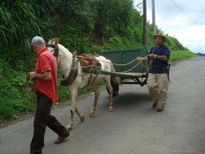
[143,0,147,47]
[152,0,156,34]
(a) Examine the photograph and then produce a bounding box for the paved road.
[1,57,205,154]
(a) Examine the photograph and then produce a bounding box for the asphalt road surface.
[1,57,205,154]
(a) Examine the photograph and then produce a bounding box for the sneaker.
[152,103,157,109]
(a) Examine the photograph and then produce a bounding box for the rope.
[25,76,35,104]
[112,58,137,66]
[141,62,148,69]
[76,55,140,66]
[58,55,148,73]
[122,61,144,73]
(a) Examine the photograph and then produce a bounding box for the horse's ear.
[73,50,77,56]
[54,38,59,45]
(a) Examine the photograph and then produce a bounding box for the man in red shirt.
[28,36,69,154]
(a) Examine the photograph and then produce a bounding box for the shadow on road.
[113,92,152,108]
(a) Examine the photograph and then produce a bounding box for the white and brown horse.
[47,39,119,130]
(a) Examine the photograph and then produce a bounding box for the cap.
[31,36,45,45]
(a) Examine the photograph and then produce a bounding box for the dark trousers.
[30,91,68,154]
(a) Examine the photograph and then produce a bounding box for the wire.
[168,0,199,25]
[169,0,184,14]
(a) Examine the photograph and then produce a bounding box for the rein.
[25,73,36,101]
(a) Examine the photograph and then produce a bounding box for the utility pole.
[152,0,156,34]
[143,0,147,46]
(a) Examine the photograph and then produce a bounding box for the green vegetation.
[169,50,197,62]
[0,0,196,123]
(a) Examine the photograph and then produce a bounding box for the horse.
[47,38,120,130]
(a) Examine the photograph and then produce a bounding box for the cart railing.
[100,47,148,73]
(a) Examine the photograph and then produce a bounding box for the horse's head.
[47,38,60,62]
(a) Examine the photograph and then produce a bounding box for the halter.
[47,43,79,86]
[46,43,59,58]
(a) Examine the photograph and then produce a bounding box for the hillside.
[0,0,195,122]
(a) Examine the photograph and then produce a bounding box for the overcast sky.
[133,0,205,53]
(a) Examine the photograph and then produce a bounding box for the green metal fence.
[100,47,148,73]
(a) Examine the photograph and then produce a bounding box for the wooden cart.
[89,47,149,96]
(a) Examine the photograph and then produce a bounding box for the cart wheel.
[106,78,119,97]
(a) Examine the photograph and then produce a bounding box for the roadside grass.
[169,50,197,62]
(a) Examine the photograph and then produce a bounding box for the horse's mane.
[58,44,72,55]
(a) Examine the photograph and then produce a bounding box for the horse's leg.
[105,76,113,112]
[67,88,78,130]
[75,107,85,122]
[89,84,100,118]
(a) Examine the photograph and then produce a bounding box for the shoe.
[156,107,164,112]
[152,103,157,109]
[54,132,69,144]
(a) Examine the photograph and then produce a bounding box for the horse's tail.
[109,61,121,85]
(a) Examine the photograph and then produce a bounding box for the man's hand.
[27,71,51,81]
[148,54,168,61]
[26,72,36,81]
[136,57,144,61]
[29,72,37,80]
[136,57,149,62]
[148,54,155,59]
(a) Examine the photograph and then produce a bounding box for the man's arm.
[148,54,168,61]
[30,71,51,81]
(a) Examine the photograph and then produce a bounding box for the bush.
[169,50,197,62]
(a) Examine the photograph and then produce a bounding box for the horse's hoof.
[89,111,96,118]
[66,125,72,131]
[80,115,85,122]
[108,107,113,112]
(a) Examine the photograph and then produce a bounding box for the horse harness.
[78,54,102,85]
[61,54,101,86]
[47,44,59,58]
[61,55,78,86]
[47,44,101,86]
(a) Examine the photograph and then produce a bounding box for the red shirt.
[35,48,58,102]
